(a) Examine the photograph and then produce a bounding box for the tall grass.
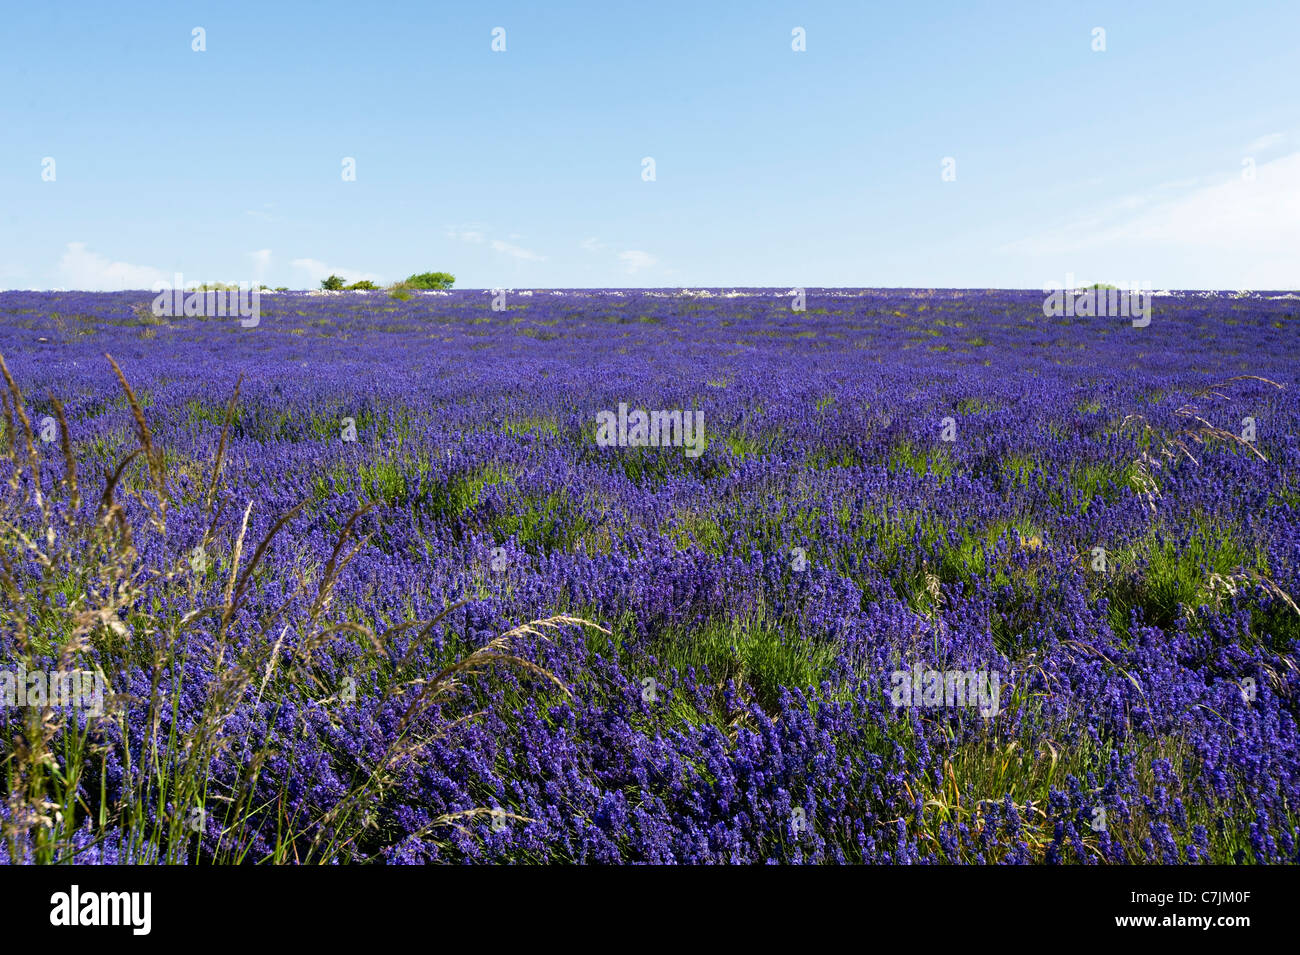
[0,352,603,864]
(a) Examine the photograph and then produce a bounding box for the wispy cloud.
[584,238,659,275]
[1244,132,1286,155]
[244,205,281,223]
[1153,176,1205,191]
[447,227,545,261]
[57,242,168,290]
[490,238,545,261]
[618,250,657,274]
[998,151,1300,286]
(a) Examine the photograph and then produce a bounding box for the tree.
[346,280,378,291]
[404,271,455,290]
[321,275,346,291]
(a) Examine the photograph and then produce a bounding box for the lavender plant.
[0,288,1296,864]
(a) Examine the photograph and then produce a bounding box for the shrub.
[404,271,455,290]
[346,280,378,291]
[320,275,346,291]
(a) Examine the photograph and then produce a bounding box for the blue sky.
[2,0,1297,290]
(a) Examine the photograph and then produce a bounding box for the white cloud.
[446,227,545,260]
[584,238,659,275]
[619,250,657,273]
[1244,132,1286,155]
[489,238,545,261]
[999,151,1300,287]
[1153,176,1205,191]
[290,258,383,285]
[57,242,169,290]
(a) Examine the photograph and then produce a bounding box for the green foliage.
[488,488,590,555]
[889,440,955,481]
[654,612,838,715]
[404,271,456,290]
[320,275,346,291]
[1100,518,1265,636]
[664,506,727,555]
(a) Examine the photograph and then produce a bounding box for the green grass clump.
[654,612,838,715]
[889,440,955,481]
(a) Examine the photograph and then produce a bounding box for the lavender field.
[1,288,1297,864]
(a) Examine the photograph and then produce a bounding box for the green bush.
[346,280,378,291]
[404,271,455,290]
[320,275,346,291]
